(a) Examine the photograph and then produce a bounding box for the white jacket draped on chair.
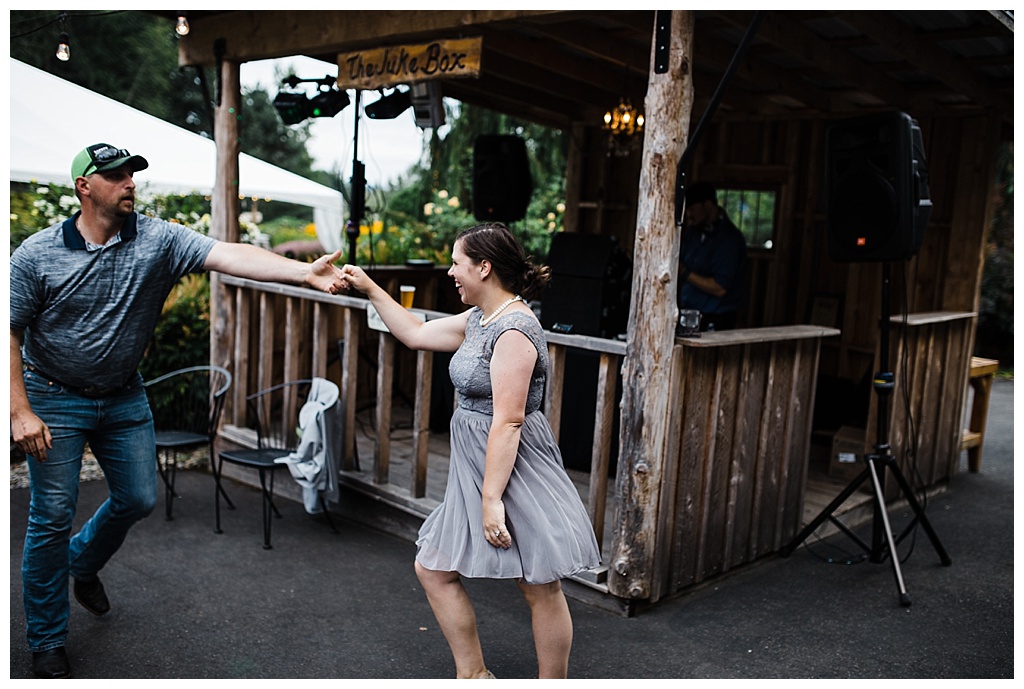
[275,377,342,514]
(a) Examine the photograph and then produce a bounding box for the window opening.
[719,188,776,249]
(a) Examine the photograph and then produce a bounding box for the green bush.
[9,183,80,253]
[138,274,211,381]
[259,214,319,247]
[363,185,565,267]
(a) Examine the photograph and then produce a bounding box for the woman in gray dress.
[340,223,600,679]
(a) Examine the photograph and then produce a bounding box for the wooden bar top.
[675,324,840,348]
[888,310,976,325]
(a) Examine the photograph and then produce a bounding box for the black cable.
[9,10,124,39]
[802,530,868,566]
[901,261,926,510]
[676,10,766,226]
[895,260,927,564]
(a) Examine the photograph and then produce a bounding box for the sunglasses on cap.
[82,145,131,176]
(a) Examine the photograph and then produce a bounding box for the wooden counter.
[649,324,840,599]
[675,324,840,347]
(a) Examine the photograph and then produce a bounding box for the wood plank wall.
[651,330,828,601]
[572,113,1002,393]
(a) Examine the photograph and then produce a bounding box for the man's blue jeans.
[21,370,157,652]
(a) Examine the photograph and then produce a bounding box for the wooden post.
[340,309,361,470]
[544,343,566,442]
[588,352,619,551]
[608,10,694,601]
[411,349,434,498]
[210,58,241,401]
[230,287,250,426]
[375,333,395,484]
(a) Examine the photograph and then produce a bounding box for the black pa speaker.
[825,112,932,262]
[472,135,533,223]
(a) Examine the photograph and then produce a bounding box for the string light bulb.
[56,32,71,62]
[175,14,190,36]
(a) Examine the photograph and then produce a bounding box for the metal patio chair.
[144,365,233,520]
[216,379,338,549]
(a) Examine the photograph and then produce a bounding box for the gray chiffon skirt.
[415,407,602,584]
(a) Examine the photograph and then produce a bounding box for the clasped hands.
[310,260,375,296]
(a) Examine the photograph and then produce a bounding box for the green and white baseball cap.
[71,143,149,180]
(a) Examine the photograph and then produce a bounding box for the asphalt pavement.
[7,378,1014,680]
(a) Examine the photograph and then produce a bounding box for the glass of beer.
[400,285,416,309]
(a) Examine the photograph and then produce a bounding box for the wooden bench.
[961,356,1000,472]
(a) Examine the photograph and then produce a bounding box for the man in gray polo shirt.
[10,142,346,679]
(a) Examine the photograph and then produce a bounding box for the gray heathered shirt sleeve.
[10,215,217,390]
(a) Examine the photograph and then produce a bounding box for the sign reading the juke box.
[337,37,482,90]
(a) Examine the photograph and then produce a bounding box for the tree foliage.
[10,11,208,135]
[239,86,316,179]
[976,142,1014,365]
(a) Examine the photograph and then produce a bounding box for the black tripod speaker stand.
[780,262,951,606]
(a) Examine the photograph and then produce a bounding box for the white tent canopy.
[9,58,345,252]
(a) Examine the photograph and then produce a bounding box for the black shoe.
[73,577,110,616]
[32,647,71,679]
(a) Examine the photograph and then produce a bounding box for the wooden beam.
[477,49,615,116]
[607,10,695,602]
[714,10,927,114]
[179,9,562,67]
[514,17,652,72]
[835,10,1013,117]
[480,29,643,102]
[440,79,577,130]
[693,30,836,112]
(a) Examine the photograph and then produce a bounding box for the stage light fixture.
[175,14,190,36]
[309,87,350,118]
[273,91,311,126]
[364,88,412,120]
[273,76,350,125]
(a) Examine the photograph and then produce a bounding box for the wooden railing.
[215,280,978,610]
[215,275,626,574]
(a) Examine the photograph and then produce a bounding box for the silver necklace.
[480,295,523,326]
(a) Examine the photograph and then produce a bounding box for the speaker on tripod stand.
[825,111,932,262]
[781,111,950,607]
